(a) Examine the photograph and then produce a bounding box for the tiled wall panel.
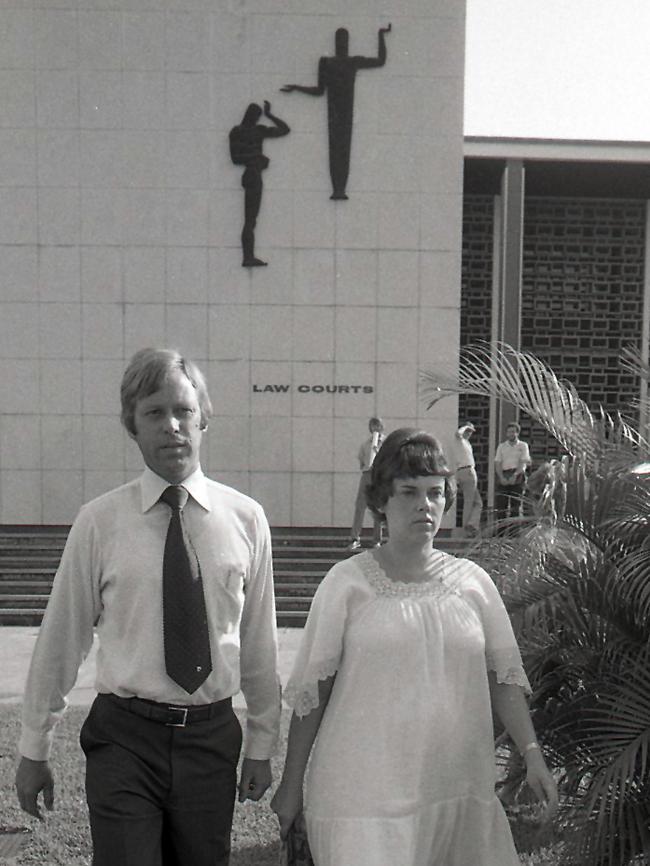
[0,0,466,526]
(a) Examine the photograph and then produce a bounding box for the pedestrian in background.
[494,421,531,526]
[347,417,385,551]
[450,421,482,537]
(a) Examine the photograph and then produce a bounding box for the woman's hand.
[270,779,304,840]
[525,749,559,820]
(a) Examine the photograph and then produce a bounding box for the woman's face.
[380,475,446,543]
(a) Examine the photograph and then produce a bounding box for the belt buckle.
[166,705,188,727]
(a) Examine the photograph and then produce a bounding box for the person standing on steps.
[15,347,281,866]
[347,417,385,551]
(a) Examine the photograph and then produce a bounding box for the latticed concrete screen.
[459,194,646,504]
[459,195,494,508]
[520,198,646,463]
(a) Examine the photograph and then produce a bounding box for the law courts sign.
[253,383,374,394]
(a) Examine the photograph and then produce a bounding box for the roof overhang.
[463,137,650,197]
[464,136,650,164]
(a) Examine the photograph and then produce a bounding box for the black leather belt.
[456,465,473,471]
[103,693,232,727]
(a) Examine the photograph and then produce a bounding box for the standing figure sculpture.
[281,24,391,200]
[229,100,290,267]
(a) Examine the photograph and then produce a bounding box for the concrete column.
[495,158,525,438]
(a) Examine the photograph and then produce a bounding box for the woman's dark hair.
[366,428,456,518]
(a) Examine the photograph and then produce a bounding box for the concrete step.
[0,594,50,609]
[275,594,313,605]
[0,609,46,625]
[0,581,53,593]
[0,526,470,628]
[276,611,308,627]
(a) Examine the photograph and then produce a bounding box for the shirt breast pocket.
[206,563,247,632]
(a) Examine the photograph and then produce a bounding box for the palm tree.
[421,343,650,866]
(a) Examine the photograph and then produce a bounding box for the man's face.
[506,425,518,443]
[130,370,204,484]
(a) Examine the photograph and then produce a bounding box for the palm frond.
[419,342,650,471]
[620,344,650,383]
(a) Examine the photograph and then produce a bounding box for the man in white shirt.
[15,348,281,866]
[449,421,482,537]
[347,417,385,550]
[494,421,532,528]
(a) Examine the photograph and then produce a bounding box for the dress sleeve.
[465,561,531,695]
[283,560,358,718]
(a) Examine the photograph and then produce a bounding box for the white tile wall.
[250,416,292,471]
[38,188,80,246]
[0,70,35,127]
[0,0,465,526]
[0,246,38,302]
[0,416,41,469]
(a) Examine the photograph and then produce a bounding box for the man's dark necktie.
[161,485,212,693]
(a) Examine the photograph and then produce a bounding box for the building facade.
[0,0,467,527]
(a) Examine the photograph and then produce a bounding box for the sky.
[464,0,650,141]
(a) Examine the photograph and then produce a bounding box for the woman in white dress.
[271,429,558,866]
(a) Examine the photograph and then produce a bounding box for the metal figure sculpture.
[281,24,391,200]
[229,100,290,267]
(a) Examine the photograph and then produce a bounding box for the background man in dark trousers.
[494,421,531,527]
[347,416,385,550]
[15,347,281,866]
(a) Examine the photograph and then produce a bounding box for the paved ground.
[0,626,304,709]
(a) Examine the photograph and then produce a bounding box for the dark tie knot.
[161,485,189,511]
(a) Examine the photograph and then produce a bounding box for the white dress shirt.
[19,466,281,762]
[494,439,531,473]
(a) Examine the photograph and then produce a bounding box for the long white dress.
[283,549,530,866]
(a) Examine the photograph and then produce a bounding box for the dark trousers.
[351,470,382,543]
[80,694,242,866]
[494,483,526,536]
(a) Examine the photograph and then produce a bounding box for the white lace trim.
[283,656,340,718]
[358,550,460,599]
[486,648,531,694]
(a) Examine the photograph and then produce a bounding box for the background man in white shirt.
[450,421,482,537]
[494,421,532,528]
[15,347,281,866]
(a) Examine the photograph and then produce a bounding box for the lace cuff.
[283,657,339,718]
[486,647,531,695]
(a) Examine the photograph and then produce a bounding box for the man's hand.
[15,757,54,820]
[238,757,272,802]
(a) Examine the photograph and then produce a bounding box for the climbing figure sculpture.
[281,24,391,200]
[229,100,290,267]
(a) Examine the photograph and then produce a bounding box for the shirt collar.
[140,465,211,513]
